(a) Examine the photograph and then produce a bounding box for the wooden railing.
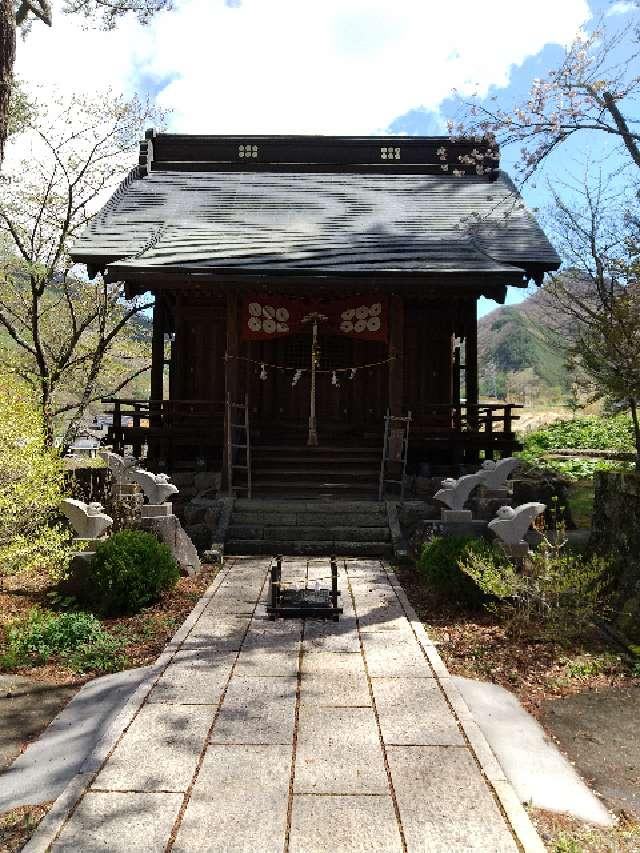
[101,398,522,462]
[412,402,521,434]
[101,398,225,458]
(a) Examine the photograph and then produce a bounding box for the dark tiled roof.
[71,137,559,282]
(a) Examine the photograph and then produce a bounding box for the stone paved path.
[48,558,525,852]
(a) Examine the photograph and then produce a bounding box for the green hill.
[478,283,575,404]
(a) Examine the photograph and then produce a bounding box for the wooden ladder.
[378,410,412,501]
[226,393,252,499]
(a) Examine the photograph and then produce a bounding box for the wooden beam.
[388,295,404,416]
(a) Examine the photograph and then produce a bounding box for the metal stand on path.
[267,555,342,620]
[379,409,411,501]
[226,392,252,498]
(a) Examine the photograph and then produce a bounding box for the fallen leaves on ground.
[0,566,219,684]
[530,808,640,852]
[0,802,53,853]
[394,565,638,720]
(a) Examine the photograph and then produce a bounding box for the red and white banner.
[242,295,388,342]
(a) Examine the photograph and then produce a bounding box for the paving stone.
[51,791,183,852]
[371,677,464,745]
[303,617,361,653]
[94,704,214,791]
[212,675,297,744]
[182,616,249,651]
[300,652,370,706]
[358,613,416,636]
[361,631,432,677]
[172,745,291,853]
[289,794,403,853]
[235,646,300,676]
[387,746,519,852]
[146,651,233,704]
[355,600,405,628]
[294,706,388,793]
[242,617,303,647]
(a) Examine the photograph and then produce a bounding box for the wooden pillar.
[465,296,479,407]
[465,296,479,464]
[151,292,165,403]
[225,291,240,404]
[224,291,239,489]
[388,295,404,416]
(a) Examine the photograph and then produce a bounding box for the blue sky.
[13,0,638,318]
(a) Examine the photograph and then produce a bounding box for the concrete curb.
[22,565,231,853]
[385,564,547,853]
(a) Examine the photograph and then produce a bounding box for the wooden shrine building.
[71,133,559,495]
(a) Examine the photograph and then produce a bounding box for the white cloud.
[607,1,637,15]
[15,0,592,135]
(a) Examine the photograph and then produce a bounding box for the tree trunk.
[0,0,15,164]
[630,397,640,474]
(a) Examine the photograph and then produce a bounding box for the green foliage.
[562,652,621,679]
[0,608,126,674]
[0,374,70,577]
[554,836,583,853]
[82,530,179,615]
[479,305,571,403]
[418,536,508,605]
[458,536,613,638]
[518,414,635,480]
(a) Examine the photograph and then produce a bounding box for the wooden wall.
[160,289,477,439]
[170,293,226,401]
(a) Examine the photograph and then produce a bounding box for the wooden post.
[151,293,165,404]
[388,295,404,416]
[150,293,165,442]
[465,297,479,464]
[465,296,479,409]
[224,292,240,490]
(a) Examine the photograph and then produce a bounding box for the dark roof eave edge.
[98,260,559,287]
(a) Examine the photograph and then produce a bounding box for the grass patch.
[566,481,595,528]
[0,608,126,674]
[518,414,636,480]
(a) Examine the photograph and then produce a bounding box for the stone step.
[225,539,394,558]
[227,525,391,542]
[251,479,378,492]
[231,511,388,527]
[253,465,379,475]
[254,445,381,455]
[234,499,386,513]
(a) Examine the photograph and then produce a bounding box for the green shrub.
[518,414,635,480]
[417,536,508,606]
[0,374,70,578]
[0,608,125,673]
[458,540,613,638]
[83,530,179,615]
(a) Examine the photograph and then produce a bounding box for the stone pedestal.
[141,503,172,518]
[499,541,530,560]
[138,514,202,576]
[113,483,138,497]
[483,487,511,501]
[442,509,473,523]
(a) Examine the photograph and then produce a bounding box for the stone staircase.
[250,445,380,500]
[224,499,393,557]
